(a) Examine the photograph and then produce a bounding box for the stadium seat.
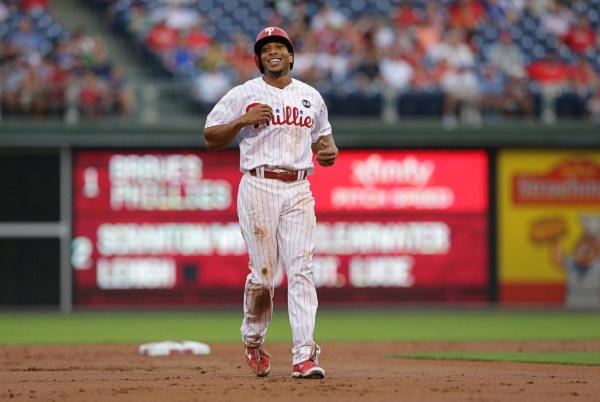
[519,34,535,51]
[482,25,499,43]
[509,26,522,40]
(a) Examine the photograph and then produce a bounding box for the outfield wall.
[1,121,599,311]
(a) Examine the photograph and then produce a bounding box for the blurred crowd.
[3,0,600,125]
[102,0,600,125]
[0,0,134,120]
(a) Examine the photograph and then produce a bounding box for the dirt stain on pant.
[246,286,272,323]
[254,226,266,241]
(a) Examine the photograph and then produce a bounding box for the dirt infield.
[2,341,600,401]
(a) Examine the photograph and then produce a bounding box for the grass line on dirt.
[391,351,600,366]
[0,310,599,345]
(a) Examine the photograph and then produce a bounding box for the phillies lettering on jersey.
[246,103,314,129]
[205,77,332,173]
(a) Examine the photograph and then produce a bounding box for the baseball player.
[203,27,338,379]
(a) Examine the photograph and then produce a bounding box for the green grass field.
[1,309,599,365]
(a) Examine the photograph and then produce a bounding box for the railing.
[61,80,198,125]
[0,79,197,125]
[0,79,592,127]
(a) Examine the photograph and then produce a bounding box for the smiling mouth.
[267,58,282,66]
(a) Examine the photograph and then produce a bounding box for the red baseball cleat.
[292,359,325,379]
[244,345,272,377]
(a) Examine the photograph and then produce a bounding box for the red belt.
[250,169,306,182]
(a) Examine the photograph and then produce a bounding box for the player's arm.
[204,104,273,151]
[312,134,338,167]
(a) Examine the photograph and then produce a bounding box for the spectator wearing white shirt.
[379,42,414,92]
[426,27,475,70]
[371,18,396,50]
[487,30,526,78]
[0,1,9,23]
[291,34,325,87]
[150,0,200,31]
[192,62,232,112]
[310,2,347,33]
[428,28,480,129]
[539,0,574,39]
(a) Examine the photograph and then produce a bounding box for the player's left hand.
[315,139,338,167]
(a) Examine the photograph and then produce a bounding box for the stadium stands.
[2,0,600,124]
[0,0,134,120]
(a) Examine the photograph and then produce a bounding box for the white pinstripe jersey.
[205,77,332,174]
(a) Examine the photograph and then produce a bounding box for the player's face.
[260,41,293,77]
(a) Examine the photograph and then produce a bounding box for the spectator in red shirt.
[393,1,422,28]
[562,15,598,55]
[527,51,570,123]
[78,70,104,119]
[47,57,70,115]
[21,0,49,12]
[144,18,179,54]
[448,0,487,35]
[527,51,570,85]
[184,22,211,54]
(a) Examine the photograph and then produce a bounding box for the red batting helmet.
[254,27,294,73]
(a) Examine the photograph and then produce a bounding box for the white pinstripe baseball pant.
[238,172,320,365]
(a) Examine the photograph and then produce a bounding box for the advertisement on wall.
[72,149,489,306]
[498,150,600,308]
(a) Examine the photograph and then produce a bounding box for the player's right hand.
[244,104,273,127]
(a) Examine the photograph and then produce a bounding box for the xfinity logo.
[351,154,435,187]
